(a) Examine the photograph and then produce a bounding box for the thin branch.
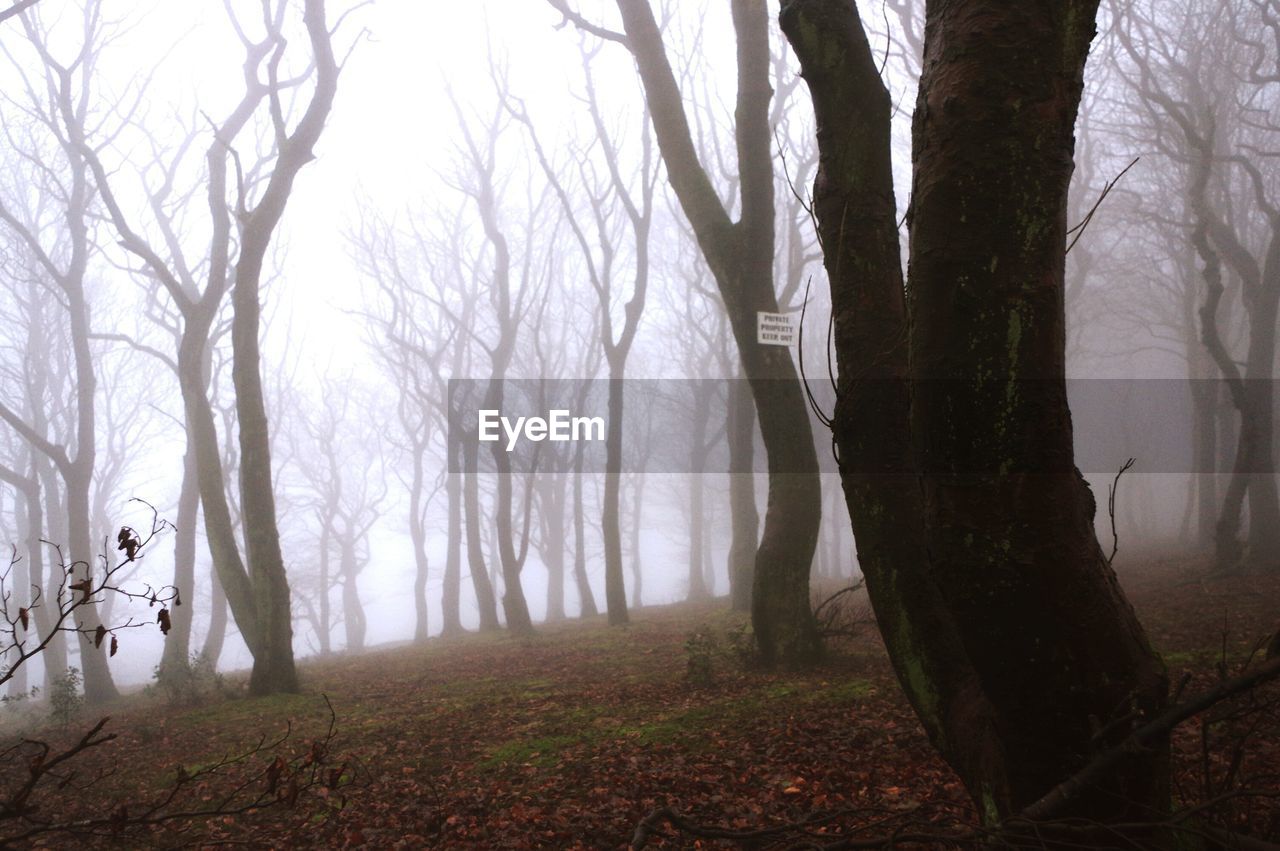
[0,0,39,25]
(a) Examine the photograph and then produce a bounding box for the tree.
[0,0,37,26]
[549,0,823,665]
[226,0,339,694]
[446,83,556,637]
[1117,0,1280,573]
[352,199,504,637]
[0,273,65,691]
[782,0,1168,828]
[293,378,385,655]
[83,0,345,694]
[0,510,344,847]
[0,5,123,703]
[511,45,657,625]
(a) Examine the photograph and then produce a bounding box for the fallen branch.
[0,695,347,845]
[1019,653,1280,821]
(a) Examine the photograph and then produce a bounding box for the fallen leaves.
[18,562,1278,848]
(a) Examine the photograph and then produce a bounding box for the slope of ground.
[6,556,1279,849]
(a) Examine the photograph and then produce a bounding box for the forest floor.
[7,555,1280,849]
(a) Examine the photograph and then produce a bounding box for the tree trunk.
[200,563,228,667]
[485,380,535,636]
[66,256,115,703]
[22,324,66,692]
[571,439,598,617]
[688,474,707,600]
[67,467,116,704]
[615,0,820,662]
[1189,377,1219,549]
[340,538,366,653]
[727,376,757,611]
[442,446,464,635]
[463,436,501,630]
[629,471,646,609]
[6,465,41,696]
[229,0,337,696]
[231,243,298,694]
[317,524,332,655]
[7,487,27,698]
[1192,153,1261,572]
[783,0,1169,825]
[160,442,200,677]
[601,376,629,624]
[409,441,432,643]
[1242,290,1280,569]
[542,472,567,622]
[178,326,263,657]
[36,460,68,689]
[687,380,711,600]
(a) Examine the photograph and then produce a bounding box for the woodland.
[0,0,1277,848]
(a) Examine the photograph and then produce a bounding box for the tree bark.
[463,436,501,631]
[726,375,757,611]
[601,378,629,624]
[0,461,42,694]
[200,564,228,667]
[540,470,568,622]
[409,439,432,642]
[687,381,711,600]
[339,539,366,652]
[21,305,65,691]
[485,383,535,636]
[783,0,1169,824]
[232,240,300,693]
[159,442,200,676]
[317,524,332,655]
[571,438,598,618]
[628,471,646,609]
[442,449,464,636]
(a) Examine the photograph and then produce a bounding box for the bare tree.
[548,0,823,664]
[511,44,657,625]
[1117,0,1280,572]
[0,4,126,703]
[446,81,557,636]
[293,378,385,654]
[81,0,349,693]
[352,200,496,638]
[0,272,64,691]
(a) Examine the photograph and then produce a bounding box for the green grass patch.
[481,734,581,769]
[175,691,318,728]
[817,679,876,702]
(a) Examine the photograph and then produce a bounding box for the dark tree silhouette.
[783,0,1169,828]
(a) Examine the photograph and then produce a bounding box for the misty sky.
[0,0,1212,688]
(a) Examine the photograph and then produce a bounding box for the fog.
[0,0,1274,769]
[0,0,1262,688]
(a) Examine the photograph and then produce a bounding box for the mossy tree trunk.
[783,0,1169,826]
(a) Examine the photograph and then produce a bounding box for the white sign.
[757,311,797,346]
